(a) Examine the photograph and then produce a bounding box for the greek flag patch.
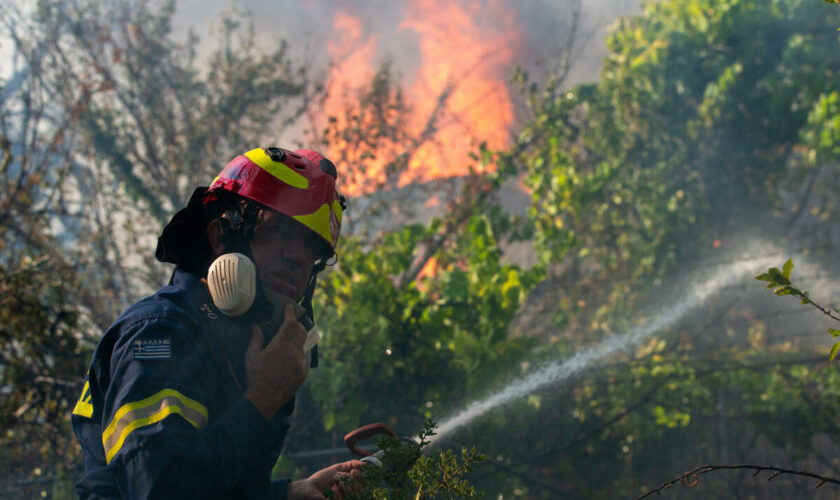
[133,338,172,360]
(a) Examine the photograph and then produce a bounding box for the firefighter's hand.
[244,304,308,421]
[288,460,365,500]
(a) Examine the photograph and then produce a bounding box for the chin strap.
[300,259,328,368]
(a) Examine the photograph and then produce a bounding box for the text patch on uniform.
[133,338,172,360]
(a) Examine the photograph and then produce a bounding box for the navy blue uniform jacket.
[71,270,294,499]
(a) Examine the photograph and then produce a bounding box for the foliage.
[482,0,840,496]
[0,256,88,498]
[329,420,485,500]
[756,259,809,303]
[3,0,311,303]
[447,342,840,498]
[57,0,307,221]
[511,0,840,332]
[294,213,542,448]
[0,133,88,496]
[281,46,547,454]
[757,259,840,359]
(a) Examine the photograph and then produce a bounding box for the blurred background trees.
[1,0,840,498]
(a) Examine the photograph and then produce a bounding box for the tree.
[3,0,312,314]
[0,131,88,497]
[278,0,840,497]
[4,0,840,497]
[455,0,840,496]
[0,4,99,491]
[504,0,840,369]
[0,0,311,494]
[521,0,839,267]
[280,213,542,459]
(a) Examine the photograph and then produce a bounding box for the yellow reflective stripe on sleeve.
[293,203,332,246]
[72,380,94,418]
[102,389,208,464]
[244,148,309,189]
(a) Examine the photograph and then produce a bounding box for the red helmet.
[207,147,345,252]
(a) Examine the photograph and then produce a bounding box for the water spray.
[431,251,794,445]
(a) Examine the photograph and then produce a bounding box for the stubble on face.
[249,211,329,300]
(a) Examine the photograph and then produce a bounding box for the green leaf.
[830,342,840,362]
[829,328,840,338]
[755,272,774,282]
[768,267,791,285]
[782,258,793,280]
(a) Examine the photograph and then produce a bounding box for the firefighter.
[71,147,361,499]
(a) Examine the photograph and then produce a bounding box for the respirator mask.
[206,252,321,367]
[206,252,320,352]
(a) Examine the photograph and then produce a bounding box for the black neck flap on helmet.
[155,187,212,275]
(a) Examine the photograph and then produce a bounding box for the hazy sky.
[171,0,642,86]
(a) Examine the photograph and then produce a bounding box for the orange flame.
[324,1,521,196]
[416,256,439,289]
[324,12,379,130]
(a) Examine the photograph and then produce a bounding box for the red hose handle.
[344,423,396,457]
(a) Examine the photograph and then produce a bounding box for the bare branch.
[637,464,840,499]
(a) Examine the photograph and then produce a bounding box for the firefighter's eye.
[261,218,292,235]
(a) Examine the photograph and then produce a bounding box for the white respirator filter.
[207,253,256,316]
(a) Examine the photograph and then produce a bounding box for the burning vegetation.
[2,0,840,498]
[321,0,519,196]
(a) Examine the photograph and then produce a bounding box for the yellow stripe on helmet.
[102,388,208,464]
[244,148,309,189]
[332,199,343,225]
[293,203,333,246]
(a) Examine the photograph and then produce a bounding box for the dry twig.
[637,464,840,499]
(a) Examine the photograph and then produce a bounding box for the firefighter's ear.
[206,219,226,257]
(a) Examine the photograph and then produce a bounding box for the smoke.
[167,0,647,193]
[171,0,642,85]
